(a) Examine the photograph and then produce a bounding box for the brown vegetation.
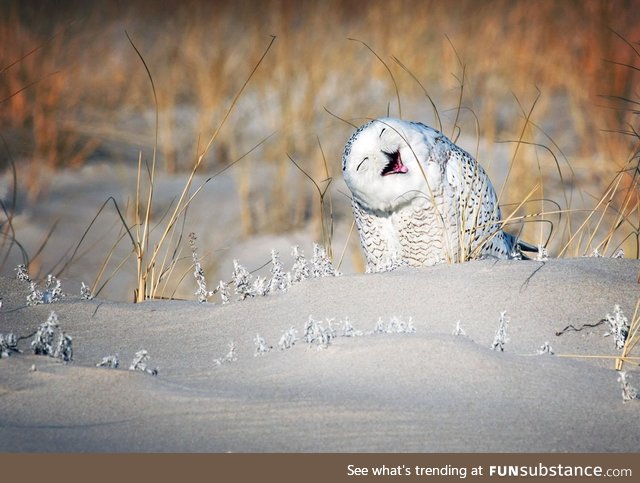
[1,0,639,295]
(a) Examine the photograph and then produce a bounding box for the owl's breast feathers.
[352,192,456,272]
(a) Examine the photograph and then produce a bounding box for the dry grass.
[1,0,640,295]
[2,1,639,212]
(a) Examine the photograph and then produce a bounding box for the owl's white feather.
[342,118,532,272]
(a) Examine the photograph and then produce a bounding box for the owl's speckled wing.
[441,133,514,260]
[343,118,534,272]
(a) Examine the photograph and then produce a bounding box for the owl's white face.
[342,118,442,214]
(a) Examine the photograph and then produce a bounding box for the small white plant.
[268,249,289,294]
[606,305,630,350]
[15,264,31,283]
[96,354,120,368]
[490,311,509,352]
[303,316,320,343]
[216,280,230,304]
[536,341,554,355]
[129,349,149,371]
[26,282,44,306]
[254,334,272,356]
[252,276,269,297]
[536,246,549,261]
[278,327,297,350]
[44,274,65,303]
[189,233,213,303]
[224,341,237,362]
[31,311,60,356]
[311,243,338,277]
[129,350,157,375]
[291,245,310,283]
[617,371,638,402]
[54,332,73,362]
[80,282,94,300]
[612,248,624,259]
[320,319,337,347]
[590,248,602,257]
[303,316,336,348]
[26,275,65,306]
[214,341,238,365]
[341,317,362,337]
[452,320,467,336]
[0,333,19,358]
[232,259,254,300]
[374,316,416,334]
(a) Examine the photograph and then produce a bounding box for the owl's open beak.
[381,150,408,176]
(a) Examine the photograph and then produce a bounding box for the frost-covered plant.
[26,282,44,306]
[612,248,624,259]
[254,334,272,356]
[536,341,554,355]
[317,319,336,348]
[291,245,310,283]
[54,332,73,362]
[278,327,297,350]
[129,349,148,370]
[15,264,31,283]
[490,311,509,352]
[374,316,416,334]
[0,333,19,358]
[232,259,254,300]
[216,280,230,304]
[31,311,59,356]
[224,341,237,362]
[26,275,65,306]
[303,316,319,343]
[285,272,293,290]
[189,233,213,303]
[129,349,158,375]
[452,321,467,336]
[341,317,362,337]
[373,317,386,333]
[617,371,638,402]
[311,243,338,277]
[268,249,290,294]
[252,276,269,297]
[536,246,549,262]
[96,354,119,368]
[42,274,65,303]
[30,311,73,361]
[80,282,94,300]
[303,316,336,348]
[214,341,238,365]
[606,305,630,350]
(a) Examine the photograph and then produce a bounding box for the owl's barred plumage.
[342,118,534,272]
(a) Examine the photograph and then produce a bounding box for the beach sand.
[1,258,639,452]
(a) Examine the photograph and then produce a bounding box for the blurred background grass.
[1,0,639,298]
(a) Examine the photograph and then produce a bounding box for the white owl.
[342,117,535,272]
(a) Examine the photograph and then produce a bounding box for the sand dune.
[1,258,639,452]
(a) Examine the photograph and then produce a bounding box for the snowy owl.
[342,117,534,272]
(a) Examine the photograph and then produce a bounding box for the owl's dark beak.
[381,150,408,176]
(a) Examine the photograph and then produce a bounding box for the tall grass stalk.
[128,35,275,302]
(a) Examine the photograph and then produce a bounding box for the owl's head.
[342,117,442,214]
